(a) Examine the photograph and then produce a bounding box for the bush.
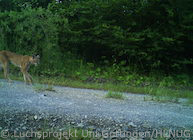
[48,0,193,73]
[0,7,68,75]
[1,0,193,77]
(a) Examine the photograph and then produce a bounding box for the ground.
[0,79,193,139]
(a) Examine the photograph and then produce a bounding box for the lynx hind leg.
[2,62,12,82]
[0,55,11,82]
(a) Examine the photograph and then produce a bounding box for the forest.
[0,0,193,98]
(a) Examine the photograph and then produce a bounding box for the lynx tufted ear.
[36,55,40,58]
[32,54,40,59]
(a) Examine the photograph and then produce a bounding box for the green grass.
[37,76,148,94]
[187,99,193,104]
[105,91,125,100]
[0,73,193,104]
[37,76,193,103]
[144,86,193,103]
[33,84,56,92]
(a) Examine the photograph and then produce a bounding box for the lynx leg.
[26,72,32,84]
[23,73,27,84]
[21,70,32,85]
[21,68,28,84]
[2,62,11,82]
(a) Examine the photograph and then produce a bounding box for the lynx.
[0,50,40,84]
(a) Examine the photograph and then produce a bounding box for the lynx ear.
[32,54,40,59]
[36,55,40,58]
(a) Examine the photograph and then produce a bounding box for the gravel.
[0,79,193,139]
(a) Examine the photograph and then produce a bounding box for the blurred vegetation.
[105,91,125,100]
[0,0,193,97]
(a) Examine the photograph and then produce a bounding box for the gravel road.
[0,79,193,139]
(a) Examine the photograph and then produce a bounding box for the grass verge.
[0,74,193,104]
[33,84,56,92]
[105,91,125,100]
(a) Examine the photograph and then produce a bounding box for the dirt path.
[0,79,193,139]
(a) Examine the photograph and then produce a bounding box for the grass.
[0,73,193,104]
[33,84,56,92]
[186,99,193,104]
[105,91,125,100]
[37,76,148,94]
[144,95,179,103]
[144,86,193,103]
[37,76,193,103]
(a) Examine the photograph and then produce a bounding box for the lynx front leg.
[22,72,27,84]
[22,72,32,85]
[21,68,29,84]
[21,64,33,85]
[26,72,33,84]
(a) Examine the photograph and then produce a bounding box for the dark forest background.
[0,0,193,89]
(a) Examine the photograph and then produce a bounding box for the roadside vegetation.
[33,84,56,92]
[1,70,193,104]
[0,0,193,103]
[105,91,125,100]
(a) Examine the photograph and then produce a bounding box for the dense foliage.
[0,0,193,77]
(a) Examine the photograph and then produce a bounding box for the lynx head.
[31,55,40,66]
